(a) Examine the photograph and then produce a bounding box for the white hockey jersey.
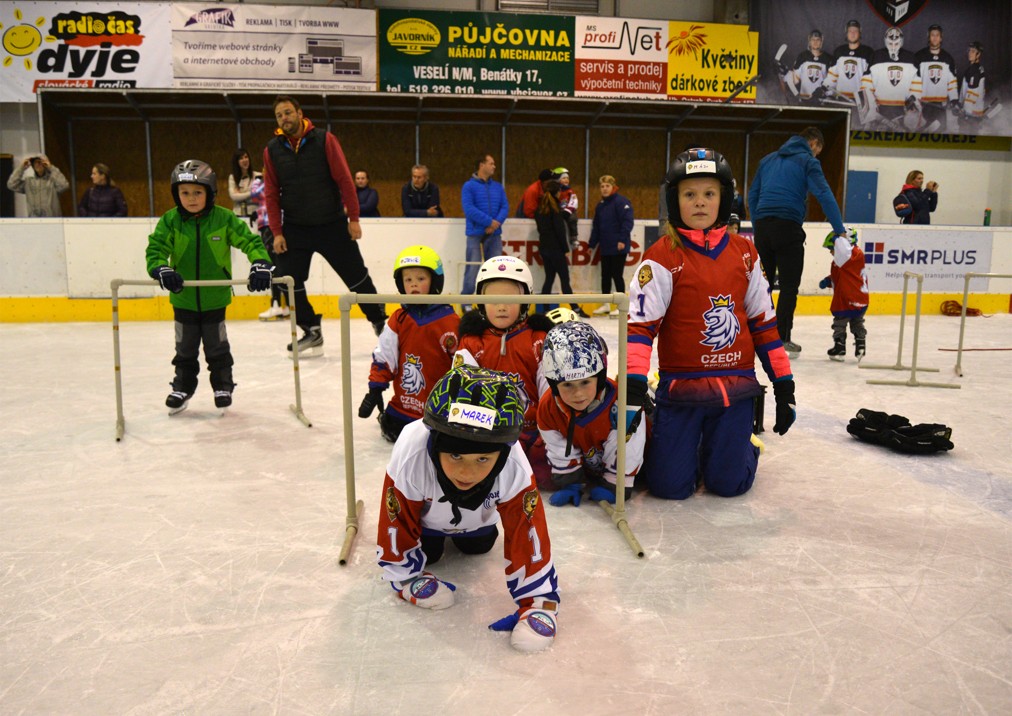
[825,53,869,100]
[862,61,921,118]
[960,65,986,118]
[918,60,958,104]
[790,51,834,99]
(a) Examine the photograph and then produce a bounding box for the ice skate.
[571,306,590,319]
[165,390,192,416]
[259,302,289,321]
[855,338,866,362]
[214,390,232,413]
[783,340,802,359]
[592,304,611,317]
[827,340,846,362]
[288,325,324,358]
[609,307,620,319]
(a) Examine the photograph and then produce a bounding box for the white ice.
[1,311,1010,714]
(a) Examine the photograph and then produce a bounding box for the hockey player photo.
[784,30,835,105]
[915,25,959,129]
[860,26,925,131]
[957,41,989,127]
[375,365,561,653]
[821,20,873,107]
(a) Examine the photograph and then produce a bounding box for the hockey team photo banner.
[171,4,376,92]
[751,0,1011,137]
[0,2,172,102]
[378,9,575,96]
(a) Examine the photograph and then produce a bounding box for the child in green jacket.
[145,159,273,413]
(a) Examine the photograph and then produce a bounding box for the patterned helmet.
[423,365,525,444]
[823,227,859,249]
[475,255,534,320]
[664,147,735,230]
[171,159,217,215]
[393,245,444,294]
[541,321,609,393]
[546,306,581,325]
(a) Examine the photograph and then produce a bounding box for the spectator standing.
[535,178,588,317]
[892,170,938,224]
[460,154,509,295]
[6,154,68,217]
[355,170,380,217]
[228,148,260,223]
[588,175,633,318]
[519,168,552,218]
[77,163,127,217]
[263,95,387,357]
[747,126,846,356]
[554,167,580,248]
[401,165,443,217]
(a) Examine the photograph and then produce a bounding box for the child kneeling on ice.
[375,365,561,652]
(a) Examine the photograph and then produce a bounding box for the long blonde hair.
[662,220,684,250]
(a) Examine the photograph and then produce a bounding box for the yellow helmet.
[393,245,444,294]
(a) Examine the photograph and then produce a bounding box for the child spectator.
[726,213,741,235]
[624,148,796,500]
[818,228,868,361]
[249,173,290,321]
[375,365,560,653]
[588,175,634,317]
[454,256,555,488]
[537,321,648,506]
[145,159,273,413]
[359,246,460,442]
[553,167,580,249]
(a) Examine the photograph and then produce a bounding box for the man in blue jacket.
[461,154,509,295]
[748,127,846,356]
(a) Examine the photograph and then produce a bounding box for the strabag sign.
[0,2,172,102]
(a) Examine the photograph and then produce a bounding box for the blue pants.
[461,233,503,295]
[643,398,759,500]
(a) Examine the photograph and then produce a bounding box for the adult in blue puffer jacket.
[747,127,846,355]
[461,153,509,295]
[588,175,634,316]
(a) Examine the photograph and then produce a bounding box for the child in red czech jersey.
[454,255,555,489]
[624,148,797,500]
[359,246,460,442]
[375,365,560,653]
[818,228,869,361]
[537,321,648,507]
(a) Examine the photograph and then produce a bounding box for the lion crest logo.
[385,486,400,522]
[522,489,539,521]
[700,294,740,350]
[400,354,425,396]
[637,264,653,288]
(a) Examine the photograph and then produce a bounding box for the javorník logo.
[184,8,236,28]
[700,294,739,350]
[400,354,425,396]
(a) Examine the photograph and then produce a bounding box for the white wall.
[848,145,1012,227]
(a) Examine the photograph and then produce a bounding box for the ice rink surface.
[2,311,1010,714]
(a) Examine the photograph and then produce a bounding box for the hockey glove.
[818,276,832,290]
[489,599,559,653]
[589,481,633,505]
[549,482,583,507]
[358,388,385,418]
[247,259,273,292]
[393,572,456,610]
[847,409,910,445]
[151,266,184,293]
[626,376,648,431]
[772,379,796,436]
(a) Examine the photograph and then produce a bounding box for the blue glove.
[625,376,648,430]
[488,611,520,632]
[589,482,633,505]
[549,483,583,507]
[151,266,183,293]
[772,379,796,436]
[247,259,273,292]
[818,276,832,290]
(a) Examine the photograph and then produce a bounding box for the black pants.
[540,250,574,298]
[259,226,285,307]
[171,307,233,393]
[421,525,499,565]
[273,220,385,328]
[753,217,806,342]
[600,254,626,294]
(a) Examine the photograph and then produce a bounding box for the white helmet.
[885,26,903,59]
[541,321,609,394]
[475,255,534,321]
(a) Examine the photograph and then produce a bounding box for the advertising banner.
[665,22,759,102]
[751,0,1011,137]
[379,9,574,97]
[0,2,172,102]
[573,17,668,99]
[861,229,991,291]
[172,4,376,92]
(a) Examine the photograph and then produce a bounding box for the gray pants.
[171,307,233,393]
[832,314,867,343]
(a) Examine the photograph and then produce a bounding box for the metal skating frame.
[953,272,1012,377]
[336,291,644,566]
[862,272,958,389]
[111,277,312,441]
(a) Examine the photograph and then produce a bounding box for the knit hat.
[538,168,556,182]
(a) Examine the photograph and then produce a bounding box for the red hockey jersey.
[375,420,560,609]
[368,305,460,421]
[828,237,869,317]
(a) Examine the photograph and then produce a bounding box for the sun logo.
[700,294,739,351]
[666,24,707,58]
[1,7,55,70]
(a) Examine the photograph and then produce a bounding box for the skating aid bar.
[110,277,311,441]
[954,272,1012,377]
[336,291,644,566]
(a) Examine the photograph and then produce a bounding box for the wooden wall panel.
[587,128,666,222]
[71,120,148,217]
[504,126,587,215]
[331,121,415,219]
